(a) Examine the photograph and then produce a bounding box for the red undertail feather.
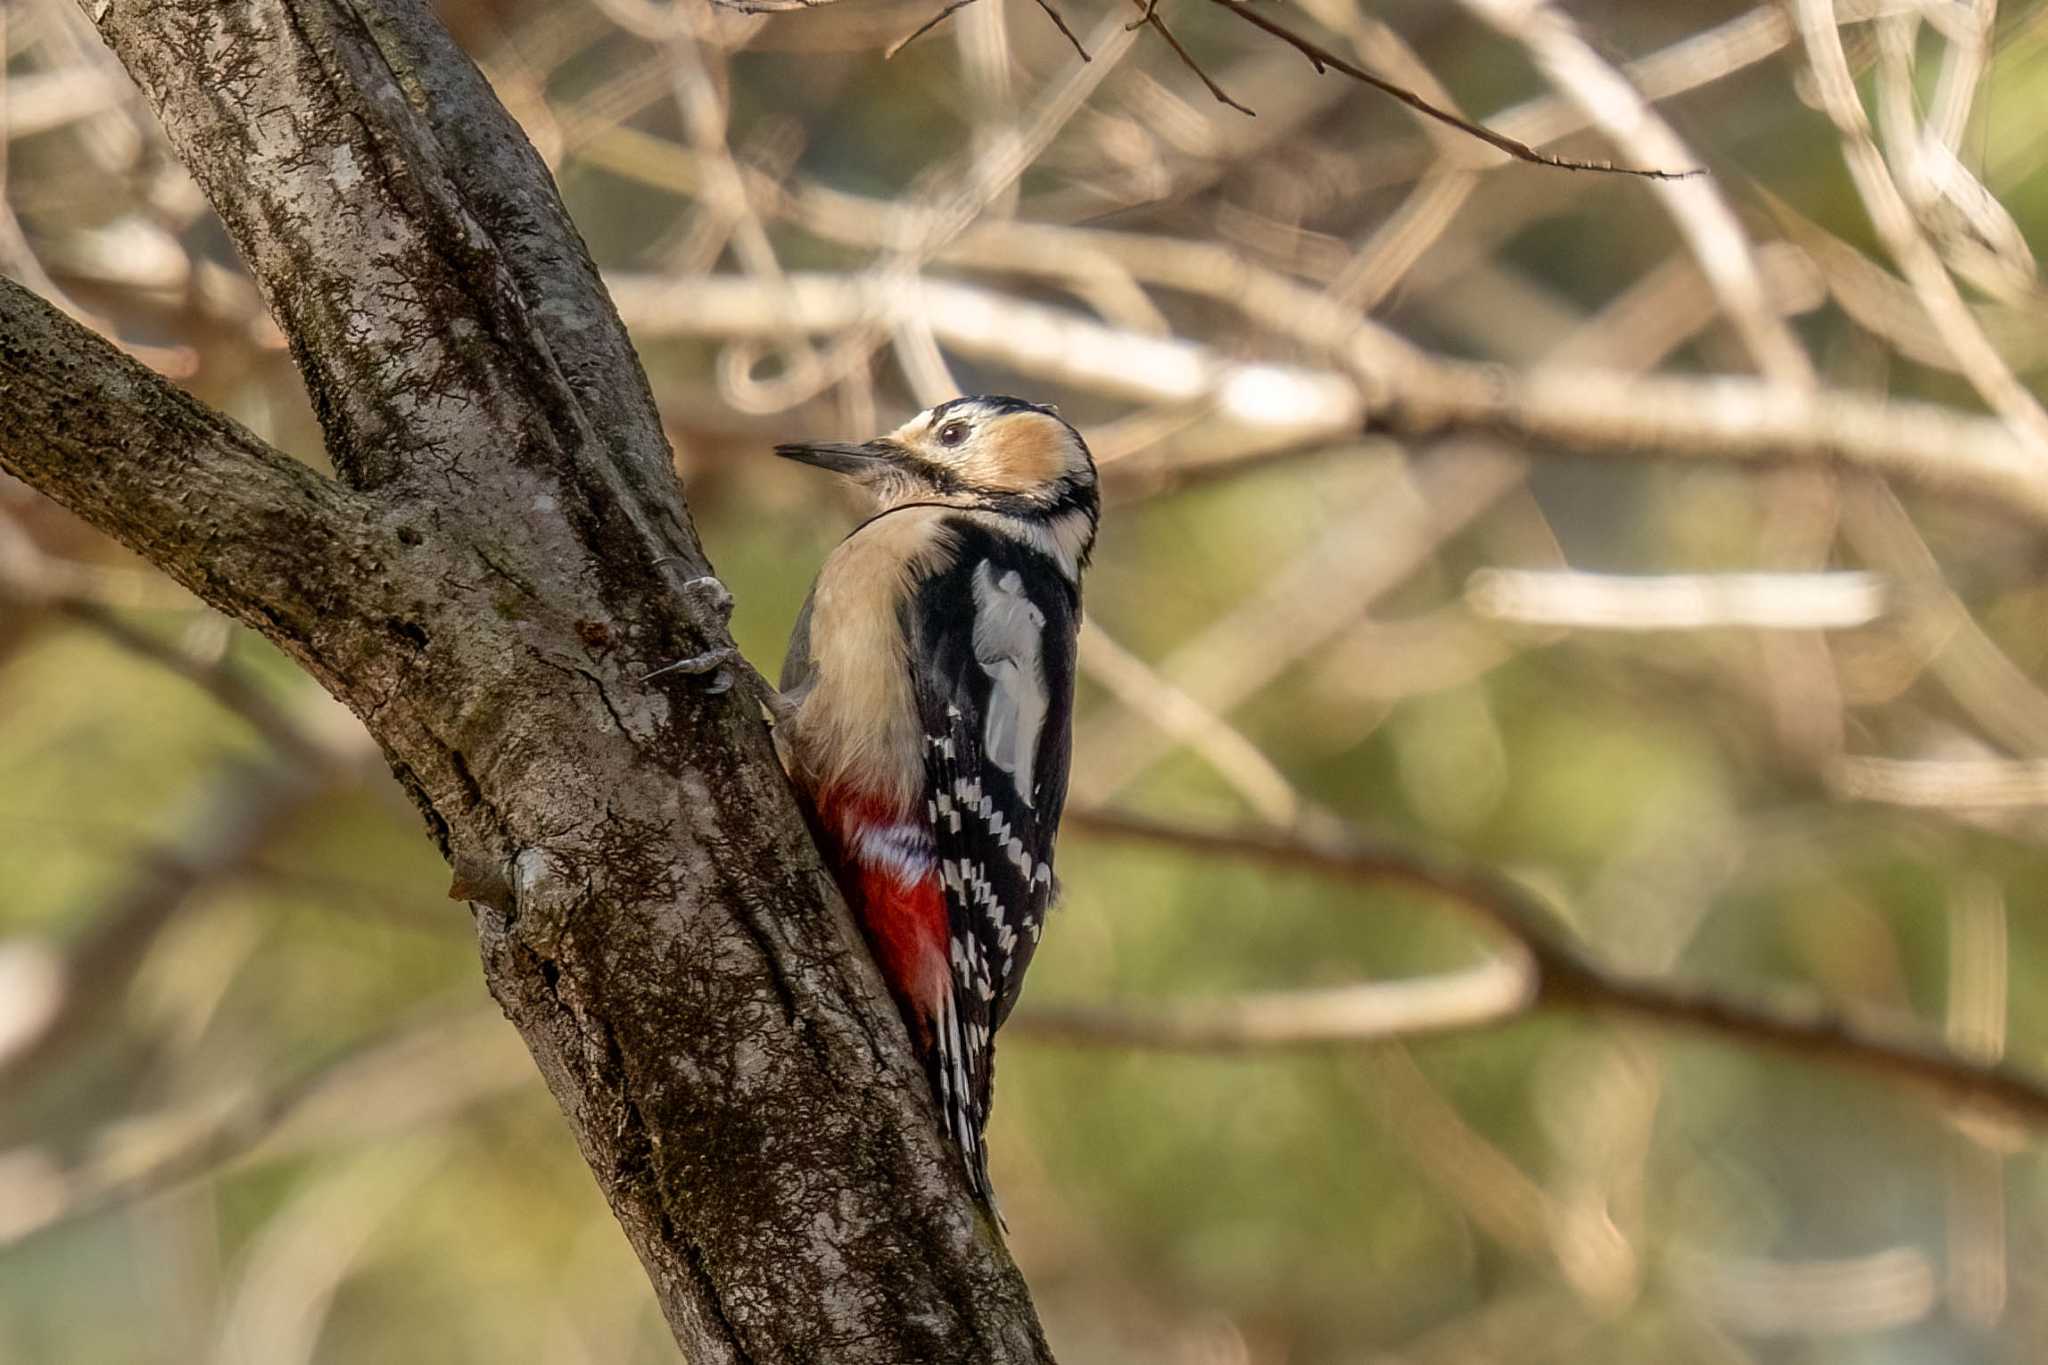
[810,783,998,1210]
[813,787,948,1028]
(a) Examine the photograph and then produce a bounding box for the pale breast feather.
[908,518,1079,1096]
[782,507,959,809]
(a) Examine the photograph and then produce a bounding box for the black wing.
[908,521,1079,1147]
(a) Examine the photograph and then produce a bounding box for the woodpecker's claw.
[644,568,794,722]
[639,571,741,688]
[641,643,796,725]
[641,645,737,688]
[679,573,735,625]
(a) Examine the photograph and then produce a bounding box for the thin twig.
[886,0,982,60]
[1203,0,1697,179]
[893,0,1701,172]
[800,8,1137,414]
[887,0,1091,61]
[1453,0,1812,386]
[1128,0,1254,115]
[1029,0,1093,60]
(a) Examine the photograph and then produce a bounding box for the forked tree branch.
[1,1,1052,1360]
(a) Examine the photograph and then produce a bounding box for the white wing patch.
[970,561,1049,807]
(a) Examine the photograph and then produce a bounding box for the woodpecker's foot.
[642,650,794,724]
[641,645,737,689]
[643,568,793,723]
[678,573,735,627]
[638,572,742,689]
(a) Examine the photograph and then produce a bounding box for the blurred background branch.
[1052,807,2048,1124]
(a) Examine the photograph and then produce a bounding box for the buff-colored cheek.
[976,415,1066,491]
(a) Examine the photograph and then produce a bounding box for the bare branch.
[14,0,2048,1351]
[1128,0,1255,117]
[1065,809,2048,1127]
[887,0,1090,61]
[1028,0,1093,61]
[1370,363,2048,530]
[719,0,1694,171]
[0,278,407,693]
[1062,806,1575,964]
[887,0,982,59]
[1829,755,2048,809]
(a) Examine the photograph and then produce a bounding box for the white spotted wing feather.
[909,529,1080,1199]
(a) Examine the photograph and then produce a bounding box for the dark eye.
[937,421,970,447]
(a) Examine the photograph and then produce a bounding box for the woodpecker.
[775,395,1098,1212]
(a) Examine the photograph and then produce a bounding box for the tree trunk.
[0,1,1054,1359]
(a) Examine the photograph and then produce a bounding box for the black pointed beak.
[774,439,907,478]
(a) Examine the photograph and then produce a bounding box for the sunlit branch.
[609,270,2048,529]
[1464,569,1890,632]
[1017,955,1533,1050]
[1792,0,2048,454]
[1829,755,2048,810]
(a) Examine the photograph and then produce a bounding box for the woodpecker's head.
[777,396,1098,568]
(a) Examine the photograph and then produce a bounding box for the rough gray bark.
[0,1,1054,1360]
